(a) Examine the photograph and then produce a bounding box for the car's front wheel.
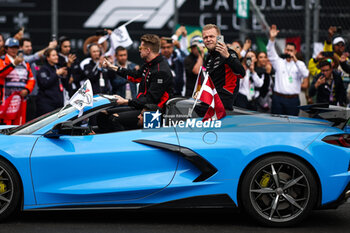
[0,159,21,221]
[240,155,317,227]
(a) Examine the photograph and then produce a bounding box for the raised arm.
[266,24,280,67]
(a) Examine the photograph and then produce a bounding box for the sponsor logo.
[84,0,187,29]
[143,111,222,129]
[143,110,162,129]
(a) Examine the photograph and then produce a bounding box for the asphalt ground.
[1,203,350,233]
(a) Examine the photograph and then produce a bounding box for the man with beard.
[267,24,309,116]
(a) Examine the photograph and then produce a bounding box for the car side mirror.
[44,121,74,139]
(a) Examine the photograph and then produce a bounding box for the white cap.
[332,36,345,45]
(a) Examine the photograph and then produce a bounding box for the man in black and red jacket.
[102,34,173,130]
[202,24,245,110]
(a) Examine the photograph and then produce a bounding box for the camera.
[280,53,291,59]
[246,57,252,67]
[17,50,24,57]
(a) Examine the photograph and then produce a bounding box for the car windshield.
[9,105,77,135]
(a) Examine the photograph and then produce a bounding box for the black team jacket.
[115,54,173,110]
[204,49,245,110]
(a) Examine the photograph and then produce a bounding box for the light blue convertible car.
[0,96,349,226]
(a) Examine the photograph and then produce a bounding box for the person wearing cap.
[0,37,35,125]
[184,35,205,97]
[323,26,346,59]
[323,27,350,97]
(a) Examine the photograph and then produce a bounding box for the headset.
[57,36,70,53]
[86,42,102,57]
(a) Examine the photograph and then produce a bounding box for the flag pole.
[119,14,143,28]
[191,66,202,98]
[188,71,208,117]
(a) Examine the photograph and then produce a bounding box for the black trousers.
[96,106,141,133]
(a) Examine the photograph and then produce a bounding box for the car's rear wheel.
[240,155,317,227]
[0,159,21,221]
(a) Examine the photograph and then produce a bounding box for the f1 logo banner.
[84,0,187,29]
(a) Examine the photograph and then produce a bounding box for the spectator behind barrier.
[184,35,205,97]
[36,48,70,116]
[255,51,274,112]
[309,60,347,106]
[267,24,309,116]
[0,37,35,125]
[111,46,139,99]
[235,50,263,110]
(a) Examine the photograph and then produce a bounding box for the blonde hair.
[140,34,161,53]
[202,24,221,35]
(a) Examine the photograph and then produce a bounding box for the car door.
[30,128,180,205]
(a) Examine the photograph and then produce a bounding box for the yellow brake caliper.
[0,180,6,193]
[260,173,271,188]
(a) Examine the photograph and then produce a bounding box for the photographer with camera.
[57,36,82,99]
[0,37,35,125]
[309,60,346,106]
[235,51,263,110]
[202,24,245,110]
[267,25,309,116]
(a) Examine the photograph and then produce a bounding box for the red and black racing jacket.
[116,54,173,110]
[204,48,245,110]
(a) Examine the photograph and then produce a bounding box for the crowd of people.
[0,23,349,125]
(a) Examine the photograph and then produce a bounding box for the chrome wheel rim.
[0,165,14,214]
[249,162,310,222]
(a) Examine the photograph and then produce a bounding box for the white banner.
[69,80,94,116]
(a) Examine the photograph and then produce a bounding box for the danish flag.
[198,73,226,121]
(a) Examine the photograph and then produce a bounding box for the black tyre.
[0,159,21,221]
[240,155,317,227]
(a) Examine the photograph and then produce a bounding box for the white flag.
[69,80,94,116]
[103,25,133,57]
[112,25,133,48]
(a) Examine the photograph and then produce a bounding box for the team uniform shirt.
[238,69,264,101]
[267,40,309,95]
[204,49,245,110]
[116,54,173,110]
